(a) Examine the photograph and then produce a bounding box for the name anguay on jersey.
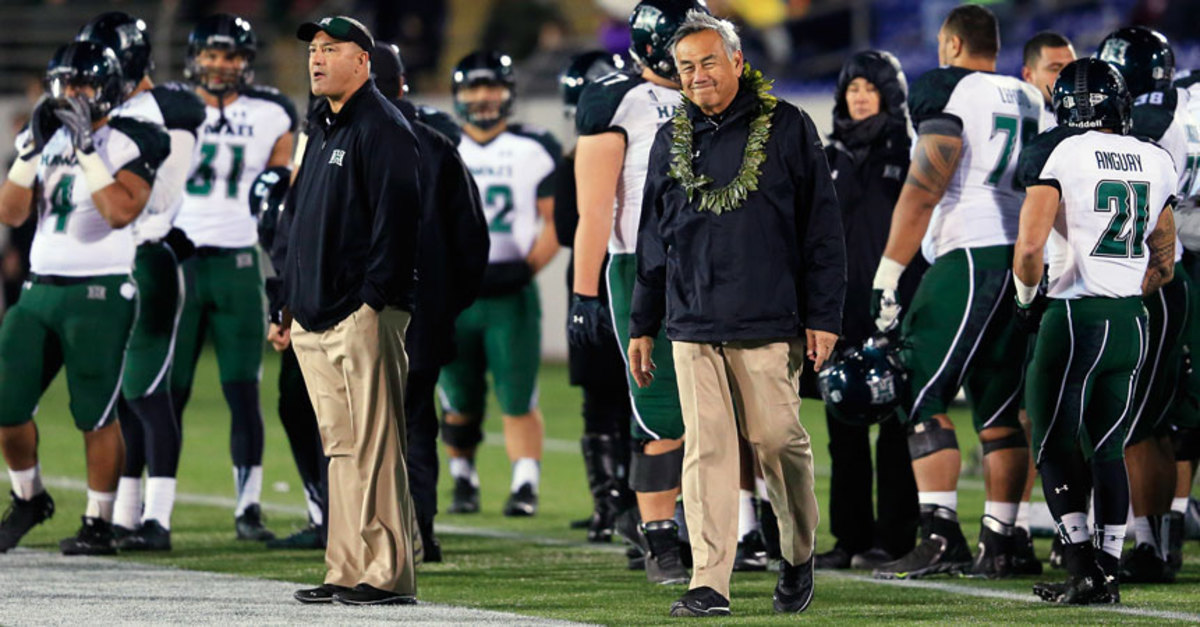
[574,72,681,255]
[907,67,1044,261]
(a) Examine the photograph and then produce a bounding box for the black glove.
[568,293,614,349]
[163,227,196,261]
[479,261,533,297]
[1013,293,1047,335]
[18,95,62,160]
[53,96,96,153]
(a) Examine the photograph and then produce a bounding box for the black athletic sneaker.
[1048,535,1064,570]
[60,516,117,556]
[333,583,417,606]
[733,529,769,571]
[814,546,851,570]
[669,586,731,617]
[643,519,689,585]
[774,555,815,613]
[1011,527,1043,575]
[873,505,972,580]
[968,516,1017,579]
[0,490,54,552]
[235,504,275,541]
[294,583,351,604]
[266,523,323,549]
[850,548,895,570]
[448,477,480,514]
[502,483,538,517]
[1119,542,1175,583]
[119,519,171,551]
[1033,542,1114,605]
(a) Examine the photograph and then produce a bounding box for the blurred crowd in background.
[1,0,1200,315]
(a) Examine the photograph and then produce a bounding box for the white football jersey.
[1130,87,1197,260]
[28,119,169,276]
[176,86,296,248]
[1019,127,1177,299]
[459,124,559,263]
[909,69,1044,261]
[110,83,205,243]
[575,73,681,254]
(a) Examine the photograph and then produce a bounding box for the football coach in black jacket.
[627,11,846,618]
[278,16,422,606]
[372,42,490,564]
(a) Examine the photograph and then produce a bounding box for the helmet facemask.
[454,81,513,130]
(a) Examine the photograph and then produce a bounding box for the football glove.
[1013,293,1047,335]
[53,96,96,154]
[20,96,62,159]
[568,293,613,349]
[163,227,196,261]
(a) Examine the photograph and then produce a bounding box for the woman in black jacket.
[814,50,926,570]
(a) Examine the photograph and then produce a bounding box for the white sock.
[1132,516,1158,551]
[113,477,143,529]
[449,457,478,486]
[755,477,769,501]
[232,466,263,518]
[143,477,177,530]
[8,464,44,501]
[1172,497,1189,514]
[984,501,1019,526]
[303,485,324,527]
[1016,501,1031,531]
[737,489,758,539]
[1097,524,1126,560]
[510,458,540,493]
[1059,512,1090,544]
[85,490,116,522]
[919,491,957,513]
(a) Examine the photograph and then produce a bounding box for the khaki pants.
[673,339,818,598]
[291,304,417,595]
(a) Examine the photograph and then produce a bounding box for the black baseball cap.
[297,16,374,52]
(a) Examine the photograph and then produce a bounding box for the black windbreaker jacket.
[278,81,422,332]
[630,80,846,342]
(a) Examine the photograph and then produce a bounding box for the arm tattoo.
[905,133,964,196]
[1143,207,1177,295]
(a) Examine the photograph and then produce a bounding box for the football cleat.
[1011,526,1043,575]
[448,477,480,514]
[813,546,851,570]
[1119,542,1175,583]
[235,504,276,541]
[502,483,538,517]
[60,516,117,556]
[967,516,1017,579]
[266,522,323,549]
[643,519,689,585]
[733,529,770,571]
[119,519,171,551]
[874,505,972,580]
[0,490,55,553]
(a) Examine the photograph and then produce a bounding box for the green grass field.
[9,346,1200,624]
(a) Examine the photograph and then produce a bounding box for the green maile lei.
[668,63,777,215]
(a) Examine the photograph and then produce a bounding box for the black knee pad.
[980,431,1028,455]
[907,420,959,461]
[1173,427,1200,462]
[440,418,484,449]
[629,444,683,493]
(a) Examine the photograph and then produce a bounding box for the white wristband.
[1014,275,1038,306]
[872,256,907,291]
[6,156,37,189]
[76,150,115,193]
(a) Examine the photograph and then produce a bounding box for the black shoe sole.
[294,593,336,604]
[874,560,970,580]
[333,594,417,606]
[447,504,479,514]
[60,546,117,556]
[119,542,171,552]
[669,602,731,617]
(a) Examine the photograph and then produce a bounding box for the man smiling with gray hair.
[629,9,845,618]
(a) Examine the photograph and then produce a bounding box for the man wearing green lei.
[628,10,846,618]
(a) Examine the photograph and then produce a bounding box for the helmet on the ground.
[76,11,152,95]
[628,0,709,81]
[45,41,125,121]
[1096,26,1173,98]
[559,50,626,115]
[451,50,516,129]
[817,335,907,427]
[185,14,257,94]
[1053,58,1132,135]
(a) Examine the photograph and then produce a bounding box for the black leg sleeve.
[129,391,182,478]
[118,396,146,478]
[875,416,919,557]
[405,368,442,529]
[278,347,327,518]
[825,405,874,554]
[223,381,264,468]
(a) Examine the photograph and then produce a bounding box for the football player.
[1098,26,1200,583]
[0,42,169,554]
[439,50,560,518]
[567,0,704,584]
[1016,57,1177,604]
[870,5,1044,579]
[174,13,296,541]
[76,11,206,552]
[1021,31,1076,127]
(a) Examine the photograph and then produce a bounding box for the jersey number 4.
[187,142,245,198]
[1091,179,1150,258]
[49,175,75,233]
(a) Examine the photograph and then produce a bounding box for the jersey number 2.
[186,142,245,198]
[486,184,514,233]
[1092,179,1150,258]
[987,115,1037,188]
